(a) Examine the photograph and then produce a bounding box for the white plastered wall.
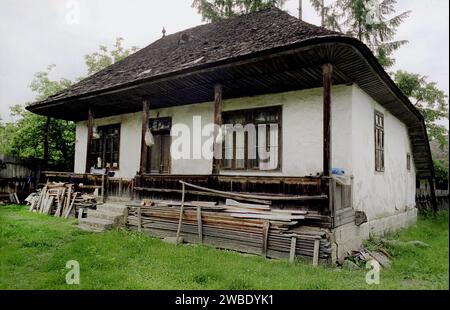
[350,84,416,220]
[74,85,353,179]
[331,84,418,262]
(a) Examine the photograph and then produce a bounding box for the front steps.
[79,203,128,232]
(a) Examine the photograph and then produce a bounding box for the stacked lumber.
[0,192,20,204]
[127,198,332,263]
[28,182,79,218]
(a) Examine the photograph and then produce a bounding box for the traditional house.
[27,8,434,262]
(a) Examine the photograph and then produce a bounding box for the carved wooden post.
[85,107,94,173]
[43,116,50,170]
[323,64,333,177]
[140,99,150,174]
[212,84,223,175]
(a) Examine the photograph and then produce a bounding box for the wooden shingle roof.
[30,8,339,105]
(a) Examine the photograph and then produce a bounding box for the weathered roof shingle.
[32,7,340,105]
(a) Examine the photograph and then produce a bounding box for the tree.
[0,38,139,170]
[192,0,286,22]
[310,0,410,68]
[84,37,139,77]
[394,70,449,150]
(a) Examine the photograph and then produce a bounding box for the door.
[146,117,172,174]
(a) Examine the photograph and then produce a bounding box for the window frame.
[374,110,385,173]
[221,106,282,172]
[88,123,121,171]
[407,153,411,172]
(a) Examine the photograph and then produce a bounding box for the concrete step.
[96,204,128,215]
[79,217,114,231]
[87,209,124,221]
[79,224,106,233]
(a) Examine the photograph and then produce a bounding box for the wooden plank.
[197,206,203,243]
[229,213,305,221]
[262,221,270,257]
[313,239,320,266]
[179,180,326,202]
[225,199,270,210]
[135,186,270,205]
[64,192,79,219]
[175,182,186,244]
[137,205,142,232]
[289,237,297,263]
[54,188,66,217]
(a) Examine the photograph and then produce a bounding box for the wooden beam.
[140,99,150,174]
[212,84,223,175]
[85,107,94,173]
[43,116,50,170]
[323,63,333,177]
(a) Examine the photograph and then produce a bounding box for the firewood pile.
[27,183,96,218]
[128,198,332,264]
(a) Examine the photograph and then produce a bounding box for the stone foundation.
[330,207,418,263]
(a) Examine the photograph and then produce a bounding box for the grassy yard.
[0,205,448,290]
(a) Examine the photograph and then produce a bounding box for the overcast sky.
[0,0,448,122]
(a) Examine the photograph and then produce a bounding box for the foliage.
[84,37,139,77]
[0,38,138,170]
[0,205,448,289]
[310,0,410,68]
[192,0,286,22]
[394,70,449,150]
[433,159,449,188]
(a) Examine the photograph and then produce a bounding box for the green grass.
[0,205,448,290]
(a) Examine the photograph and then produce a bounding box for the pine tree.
[310,0,410,68]
[192,0,286,22]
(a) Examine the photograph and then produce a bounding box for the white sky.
[0,0,448,122]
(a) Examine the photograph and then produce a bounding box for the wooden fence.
[0,154,39,201]
[416,190,449,214]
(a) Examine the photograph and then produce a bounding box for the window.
[407,153,411,171]
[222,106,281,171]
[375,111,384,172]
[89,124,121,170]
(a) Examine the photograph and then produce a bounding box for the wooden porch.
[39,171,357,230]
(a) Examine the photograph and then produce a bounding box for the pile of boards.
[28,182,79,218]
[128,199,332,264]
[0,192,20,205]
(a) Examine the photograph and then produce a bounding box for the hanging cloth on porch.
[145,127,155,147]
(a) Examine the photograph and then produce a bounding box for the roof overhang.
[26,36,434,178]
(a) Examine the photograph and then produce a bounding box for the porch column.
[43,116,50,170]
[323,63,333,177]
[140,99,150,174]
[85,107,94,173]
[212,84,223,175]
